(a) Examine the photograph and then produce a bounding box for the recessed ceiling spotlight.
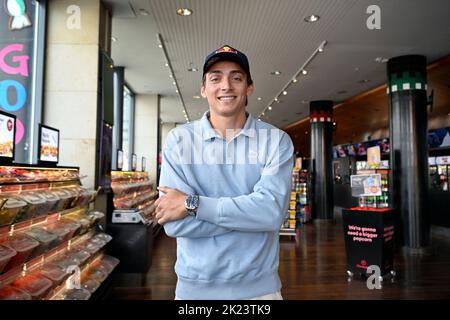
[268,106,272,110]
[169,74,173,78]
[274,97,279,102]
[375,57,388,63]
[175,89,178,93]
[176,8,193,16]
[304,14,320,23]
[111,36,117,42]
[158,44,163,48]
[257,97,262,101]
[139,8,150,16]
[164,63,169,67]
[282,91,288,95]
[292,78,298,83]
[318,47,324,53]
[271,71,282,75]
[358,79,370,84]
[301,69,308,75]
[258,119,261,121]
[172,81,176,85]
[193,95,201,99]
[188,68,198,72]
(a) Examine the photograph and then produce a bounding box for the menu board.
[0,111,16,159]
[351,174,382,197]
[132,153,137,171]
[367,146,381,167]
[117,150,123,170]
[39,125,59,163]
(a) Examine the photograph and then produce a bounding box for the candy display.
[0,197,27,226]
[11,273,53,300]
[0,285,32,300]
[1,234,39,271]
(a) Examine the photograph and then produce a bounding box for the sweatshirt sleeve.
[195,132,294,232]
[159,130,233,238]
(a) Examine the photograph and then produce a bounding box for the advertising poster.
[39,126,59,162]
[351,174,382,197]
[0,112,15,158]
[367,146,381,167]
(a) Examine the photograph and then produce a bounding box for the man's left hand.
[155,186,188,225]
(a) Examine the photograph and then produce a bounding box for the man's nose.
[220,78,232,90]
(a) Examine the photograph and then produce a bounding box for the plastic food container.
[81,279,100,293]
[75,189,97,207]
[66,249,90,265]
[0,197,28,226]
[12,273,53,300]
[2,234,39,271]
[39,264,67,286]
[83,241,102,255]
[100,255,120,272]
[0,244,17,273]
[52,254,81,271]
[93,233,112,243]
[56,220,81,240]
[0,285,32,300]
[54,288,91,300]
[18,192,48,219]
[40,191,61,214]
[51,189,73,211]
[63,188,80,209]
[44,222,72,243]
[25,227,59,258]
[86,267,108,282]
[87,211,105,224]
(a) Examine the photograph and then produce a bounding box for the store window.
[122,85,135,171]
[0,0,46,163]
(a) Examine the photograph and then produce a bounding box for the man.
[155,45,294,300]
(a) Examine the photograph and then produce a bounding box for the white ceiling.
[105,0,450,127]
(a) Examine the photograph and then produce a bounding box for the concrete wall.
[43,0,100,189]
[160,122,176,150]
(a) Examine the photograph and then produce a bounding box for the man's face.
[201,60,254,117]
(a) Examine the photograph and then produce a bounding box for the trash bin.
[342,207,395,277]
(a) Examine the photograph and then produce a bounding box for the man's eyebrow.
[208,70,245,75]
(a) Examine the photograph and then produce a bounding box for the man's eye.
[210,78,219,82]
[232,77,242,81]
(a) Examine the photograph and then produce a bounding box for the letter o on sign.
[0,80,27,112]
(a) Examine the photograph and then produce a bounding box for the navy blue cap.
[203,45,252,83]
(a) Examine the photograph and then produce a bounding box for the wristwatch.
[185,194,199,216]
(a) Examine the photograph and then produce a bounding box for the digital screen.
[0,112,15,159]
[39,125,59,163]
[142,156,146,172]
[117,150,123,170]
[132,153,137,171]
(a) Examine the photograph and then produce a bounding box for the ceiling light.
[318,47,324,53]
[301,69,308,75]
[274,97,278,102]
[375,57,388,63]
[258,119,261,121]
[282,91,288,95]
[358,79,370,84]
[176,8,193,16]
[111,36,117,42]
[262,112,265,116]
[304,15,320,23]
[268,106,272,111]
[139,8,150,16]
[193,95,201,99]
[175,89,178,93]
[292,78,298,83]
[271,71,282,75]
[158,44,163,48]
[257,97,262,101]
[164,63,169,67]
[173,81,176,85]
[169,74,173,78]
[188,68,198,72]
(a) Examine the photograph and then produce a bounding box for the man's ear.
[247,83,255,97]
[200,84,207,98]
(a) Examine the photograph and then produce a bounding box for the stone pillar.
[310,100,334,220]
[387,55,430,252]
[43,0,101,189]
[135,94,160,186]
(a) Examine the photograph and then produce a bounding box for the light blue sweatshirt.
[158,111,294,299]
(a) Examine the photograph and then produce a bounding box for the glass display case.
[0,165,119,300]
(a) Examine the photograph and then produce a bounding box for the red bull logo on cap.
[216,46,237,54]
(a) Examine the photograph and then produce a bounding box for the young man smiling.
[155,45,294,300]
